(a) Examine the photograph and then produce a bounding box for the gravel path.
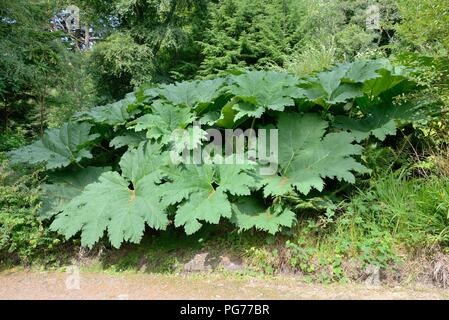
[1,270,448,300]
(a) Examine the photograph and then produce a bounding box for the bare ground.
[1,270,448,300]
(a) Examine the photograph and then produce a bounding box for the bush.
[0,130,27,153]
[0,162,61,264]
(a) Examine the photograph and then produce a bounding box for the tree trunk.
[84,24,90,50]
[39,89,46,137]
[3,98,8,132]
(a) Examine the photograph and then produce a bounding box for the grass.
[342,170,449,247]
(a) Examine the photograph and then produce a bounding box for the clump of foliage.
[392,0,449,146]
[78,0,210,100]
[8,59,432,249]
[395,0,449,53]
[0,163,61,263]
[0,0,99,135]
[199,0,395,77]
[0,130,27,154]
[198,0,301,75]
[344,171,449,246]
[88,32,155,101]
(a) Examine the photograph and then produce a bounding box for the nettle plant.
[9,59,424,248]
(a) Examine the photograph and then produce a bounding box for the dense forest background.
[3,0,447,138]
[1,0,449,280]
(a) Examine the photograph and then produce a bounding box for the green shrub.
[0,130,27,153]
[0,163,61,264]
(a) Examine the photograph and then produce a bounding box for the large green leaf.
[119,142,168,183]
[8,122,99,170]
[335,114,396,142]
[50,142,169,248]
[39,166,110,220]
[335,102,423,142]
[227,71,300,120]
[159,159,258,234]
[157,78,226,108]
[298,59,413,106]
[109,131,146,149]
[298,67,364,106]
[74,94,138,126]
[362,67,414,99]
[231,197,296,234]
[263,113,369,196]
[341,60,387,83]
[133,103,194,144]
[161,165,228,234]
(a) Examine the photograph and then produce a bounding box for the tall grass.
[282,42,336,76]
[342,170,449,247]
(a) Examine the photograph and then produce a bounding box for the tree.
[198,0,302,76]
[0,0,62,134]
[0,0,98,136]
[76,0,209,102]
[199,0,399,77]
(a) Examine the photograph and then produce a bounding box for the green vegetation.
[1,0,449,285]
[0,162,61,264]
[8,60,424,249]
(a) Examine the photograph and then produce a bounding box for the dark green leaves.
[157,78,226,108]
[232,197,296,234]
[39,166,110,220]
[298,59,413,106]
[159,159,259,234]
[50,142,169,248]
[133,104,194,143]
[14,60,420,248]
[8,122,99,170]
[263,114,369,196]
[50,171,168,248]
[335,103,425,142]
[74,94,138,126]
[227,71,300,120]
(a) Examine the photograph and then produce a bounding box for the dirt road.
[0,270,448,300]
